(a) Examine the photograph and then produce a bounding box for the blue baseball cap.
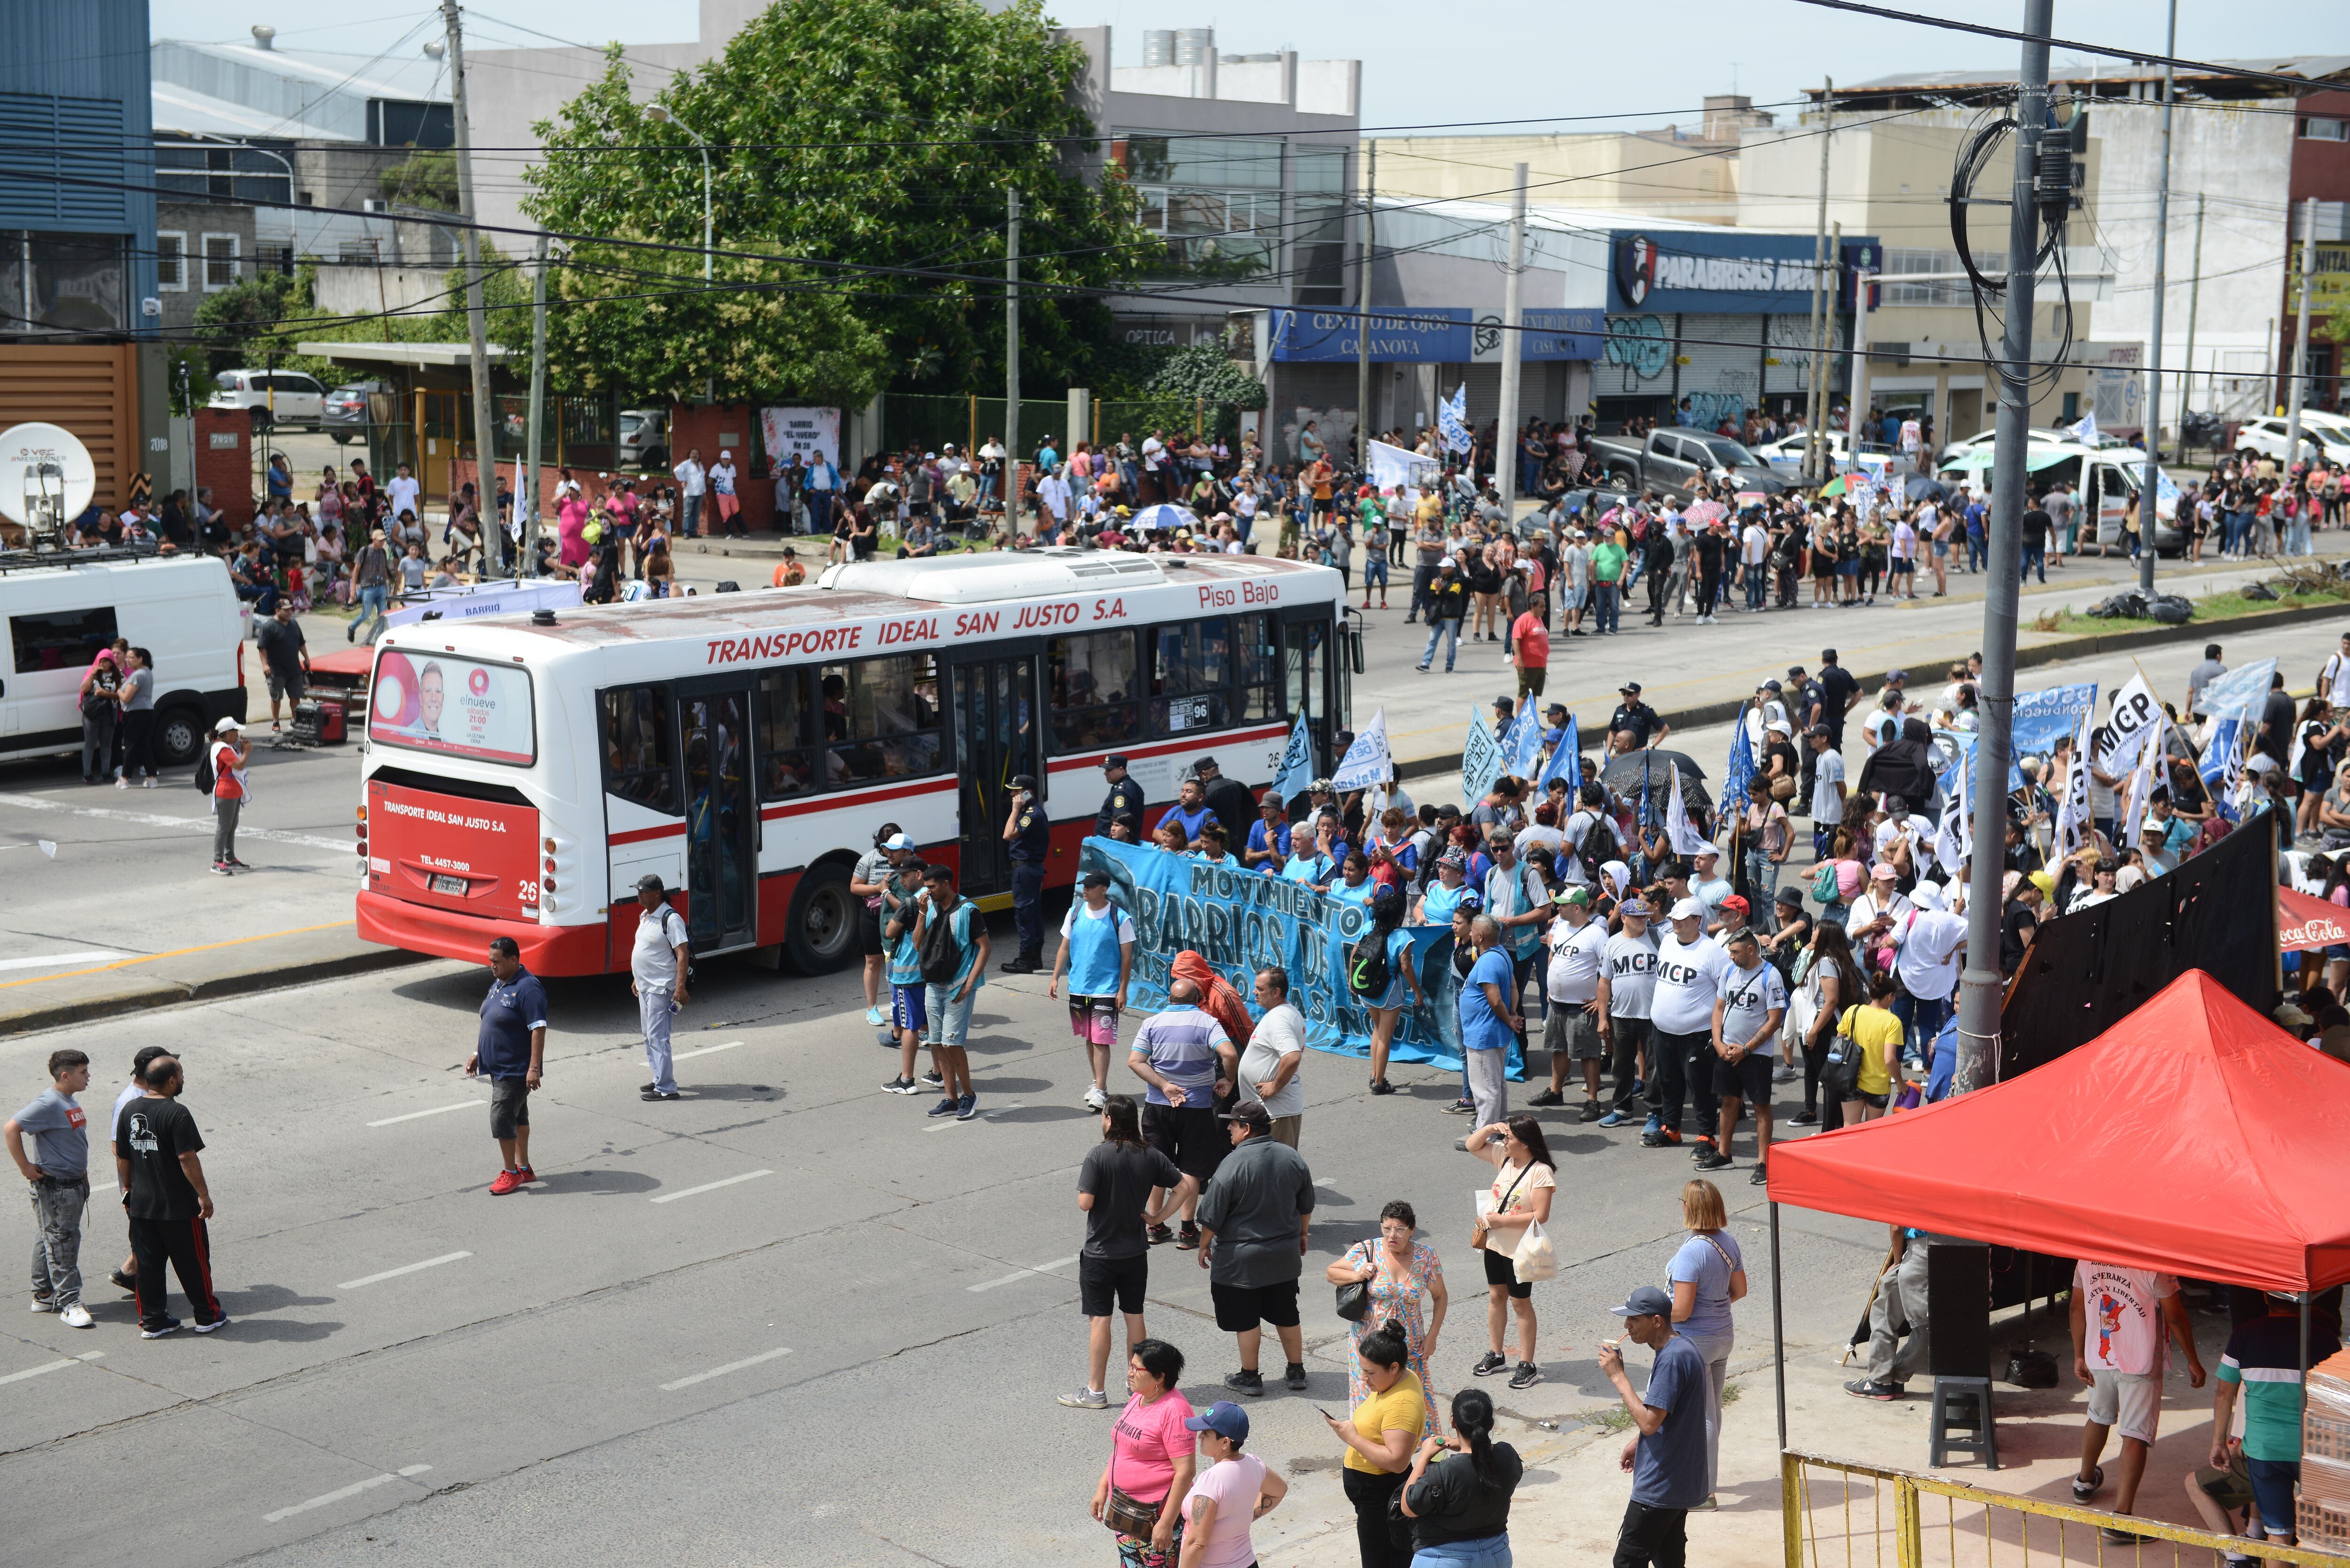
[1610,1284,1675,1318]
[1184,1400,1250,1442]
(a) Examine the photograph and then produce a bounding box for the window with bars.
[201,234,239,291]
[157,232,186,291]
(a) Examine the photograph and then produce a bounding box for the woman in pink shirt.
[556,484,592,568]
[1093,1339,1195,1567]
[1177,1400,1285,1568]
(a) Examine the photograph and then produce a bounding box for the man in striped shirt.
[1127,979,1237,1249]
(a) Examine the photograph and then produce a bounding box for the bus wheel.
[786,859,857,974]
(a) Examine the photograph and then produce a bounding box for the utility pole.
[520,233,548,577]
[1804,78,1833,486]
[2181,193,2205,435]
[1957,0,2055,1096]
[1495,161,1528,515]
[2135,0,2176,596]
[441,0,502,573]
[1355,145,1375,476]
[1004,188,1021,530]
[1843,234,1869,456]
[2285,196,2318,472]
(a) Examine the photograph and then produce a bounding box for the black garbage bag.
[2146,593,2193,624]
[2086,590,2148,619]
[2244,581,2279,601]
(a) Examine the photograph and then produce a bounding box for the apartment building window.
[2300,117,2346,141]
[1119,131,1284,279]
[156,231,187,291]
[202,234,240,291]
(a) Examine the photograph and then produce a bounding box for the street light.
[642,105,712,284]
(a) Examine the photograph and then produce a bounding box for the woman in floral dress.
[1326,1199,1449,1437]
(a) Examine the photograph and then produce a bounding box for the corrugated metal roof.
[1836,55,2350,94]
[150,83,344,142]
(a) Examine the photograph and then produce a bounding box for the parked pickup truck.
[1583,428,1790,504]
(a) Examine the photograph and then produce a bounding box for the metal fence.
[1783,1449,2350,1568]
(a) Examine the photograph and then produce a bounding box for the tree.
[192,271,306,374]
[377,149,459,211]
[520,0,1159,398]
[1146,336,1267,409]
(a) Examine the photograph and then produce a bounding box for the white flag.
[1934,750,1972,873]
[1665,765,1711,858]
[2055,713,2094,856]
[2091,674,2162,777]
[1331,709,1392,793]
[2123,717,2168,851]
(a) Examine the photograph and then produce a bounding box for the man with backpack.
[915,863,990,1122]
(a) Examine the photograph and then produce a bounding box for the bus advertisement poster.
[1079,836,1527,1080]
[371,650,537,766]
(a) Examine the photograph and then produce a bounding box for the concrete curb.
[1387,594,2349,783]
[0,945,434,1038]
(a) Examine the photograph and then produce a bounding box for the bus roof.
[378,550,1339,656]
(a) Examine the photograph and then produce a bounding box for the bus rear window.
[371,651,537,765]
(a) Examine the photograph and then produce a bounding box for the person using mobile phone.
[1326,1319,1425,1568]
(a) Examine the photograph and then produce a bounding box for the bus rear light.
[542,877,558,894]
[542,855,557,874]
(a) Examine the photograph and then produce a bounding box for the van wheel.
[156,706,204,768]
[784,859,858,974]
[249,407,273,432]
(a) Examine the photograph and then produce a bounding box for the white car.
[1751,429,1896,477]
[1934,427,2068,468]
[208,368,327,431]
[2234,413,2350,466]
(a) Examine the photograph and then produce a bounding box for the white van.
[1,554,247,770]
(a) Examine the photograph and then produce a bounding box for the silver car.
[208,369,327,431]
[619,407,670,471]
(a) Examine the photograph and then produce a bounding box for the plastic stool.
[1928,1375,1999,1469]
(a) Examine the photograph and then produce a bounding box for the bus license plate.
[430,873,469,896]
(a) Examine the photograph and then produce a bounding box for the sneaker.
[926,1097,959,1117]
[211,862,232,875]
[956,1094,979,1121]
[1692,1150,1732,1171]
[1646,1126,1684,1148]
[1528,1089,1565,1108]
[110,1269,136,1295]
[29,1298,57,1313]
[2070,1465,2102,1501]
[516,1166,535,1184]
[1058,1388,1110,1409]
[921,1070,944,1087]
[1146,1223,1175,1247]
[60,1303,93,1328]
[1285,1361,1309,1391]
[1453,1138,1470,1152]
[1447,1099,1478,1115]
[883,1076,919,1094]
[1369,1079,1396,1096]
[1223,1369,1265,1397]
[114,777,128,789]
[864,1006,885,1026]
[1578,1100,1605,1123]
[1787,1109,1819,1126]
[141,1317,182,1338]
[489,1169,525,1195]
[140,778,156,788]
[1176,1224,1201,1250]
[1844,1378,1902,1401]
[1749,1162,1769,1186]
[1472,1351,1508,1378]
[1507,1361,1542,1389]
[226,858,251,869]
[1599,1109,1630,1127]
[641,1089,680,1101]
[2098,1526,2146,1546]
[192,1315,230,1334]
[1082,1086,1107,1110]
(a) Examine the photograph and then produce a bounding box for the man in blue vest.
[1049,870,1138,1110]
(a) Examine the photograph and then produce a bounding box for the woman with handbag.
[1092,1339,1196,1568]
[1322,1319,1428,1568]
[1463,1115,1556,1391]
[1787,921,1861,1130]
[1741,775,1793,903]
[1667,1178,1747,1505]
[1326,1201,1449,1437]
[1398,1388,1523,1568]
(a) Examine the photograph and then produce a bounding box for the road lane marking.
[672,1040,744,1061]
[0,1350,103,1386]
[0,920,357,991]
[338,1252,472,1290]
[0,950,124,972]
[658,1346,794,1391]
[924,1100,1023,1132]
[262,1465,432,1523]
[0,792,348,854]
[367,1102,478,1127]
[649,1169,773,1204]
[967,1256,1079,1293]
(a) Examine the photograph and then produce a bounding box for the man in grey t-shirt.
[2186,643,2226,718]
[7,1048,94,1326]
[1196,1101,1315,1396]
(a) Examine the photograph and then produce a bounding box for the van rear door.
[3,599,117,750]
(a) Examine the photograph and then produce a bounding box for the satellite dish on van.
[0,422,97,544]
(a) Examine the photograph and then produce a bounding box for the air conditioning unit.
[362,199,389,214]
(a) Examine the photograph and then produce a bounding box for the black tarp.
[2000,811,2280,1078]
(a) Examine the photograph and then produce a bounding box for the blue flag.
[1539,715,1580,794]
[1267,711,1315,804]
[1503,706,1542,779]
[1460,705,1506,808]
[1723,719,1755,808]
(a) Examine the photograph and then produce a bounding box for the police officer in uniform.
[1001,773,1051,972]
[1609,681,1669,749]
[1096,754,1144,837]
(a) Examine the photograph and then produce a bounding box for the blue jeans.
[680,492,703,537]
[1593,582,1620,634]
[353,583,390,642]
[1421,619,1460,670]
[1894,988,1950,1064]
[1744,569,1766,609]
[924,982,975,1047]
[2020,542,2045,583]
[1966,530,1986,572]
[1743,847,1778,902]
[1413,1537,1513,1567]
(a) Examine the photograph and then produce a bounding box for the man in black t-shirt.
[1062,1095,1192,1409]
[2021,492,2052,584]
[255,600,310,730]
[1816,651,1860,751]
[114,1055,224,1335]
[1610,683,1668,749]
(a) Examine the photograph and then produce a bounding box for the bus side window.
[1047,629,1139,753]
[1150,617,1231,735]
[823,654,942,784]
[1233,611,1282,724]
[753,667,819,800]
[600,685,678,815]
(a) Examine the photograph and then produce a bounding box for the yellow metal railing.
[1783,1449,2350,1568]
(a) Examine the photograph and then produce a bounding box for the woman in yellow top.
[1840,971,1906,1123]
[1324,1319,1427,1568]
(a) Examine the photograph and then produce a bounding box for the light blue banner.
[1077,837,1525,1078]
[1461,705,1506,808]
[2009,680,2098,787]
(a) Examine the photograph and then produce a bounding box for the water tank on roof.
[1143,30,1176,66]
[1175,28,1215,64]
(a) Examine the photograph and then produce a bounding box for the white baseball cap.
[1669,897,1704,921]
[718,449,731,459]
[214,716,242,733]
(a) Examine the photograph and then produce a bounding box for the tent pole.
[2303,1290,2314,1391]
[1771,1201,1788,1452]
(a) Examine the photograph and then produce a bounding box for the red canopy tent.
[1767,970,2350,1293]
[2281,887,2350,952]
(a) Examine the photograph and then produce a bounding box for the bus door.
[1280,608,1333,773]
[949,651,1042,900]
[675,677,759,952]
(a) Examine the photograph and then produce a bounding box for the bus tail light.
[537,827,577,920]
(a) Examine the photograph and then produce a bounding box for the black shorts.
[1482,1244,1533,1300]
[1211,1279,1300,1332]
[1080,1252,1148,1318]
[489,1076,531,1139]
[1712,1052,1774,1102]
[860,906,886,957]
[1144,1101,1226,1183]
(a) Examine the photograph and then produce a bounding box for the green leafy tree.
[1146,336,1267,409]
[520,0,1159,397]
[377,149,459,211]
[191,271,306,374]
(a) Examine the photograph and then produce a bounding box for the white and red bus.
[354,550,1355,976]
